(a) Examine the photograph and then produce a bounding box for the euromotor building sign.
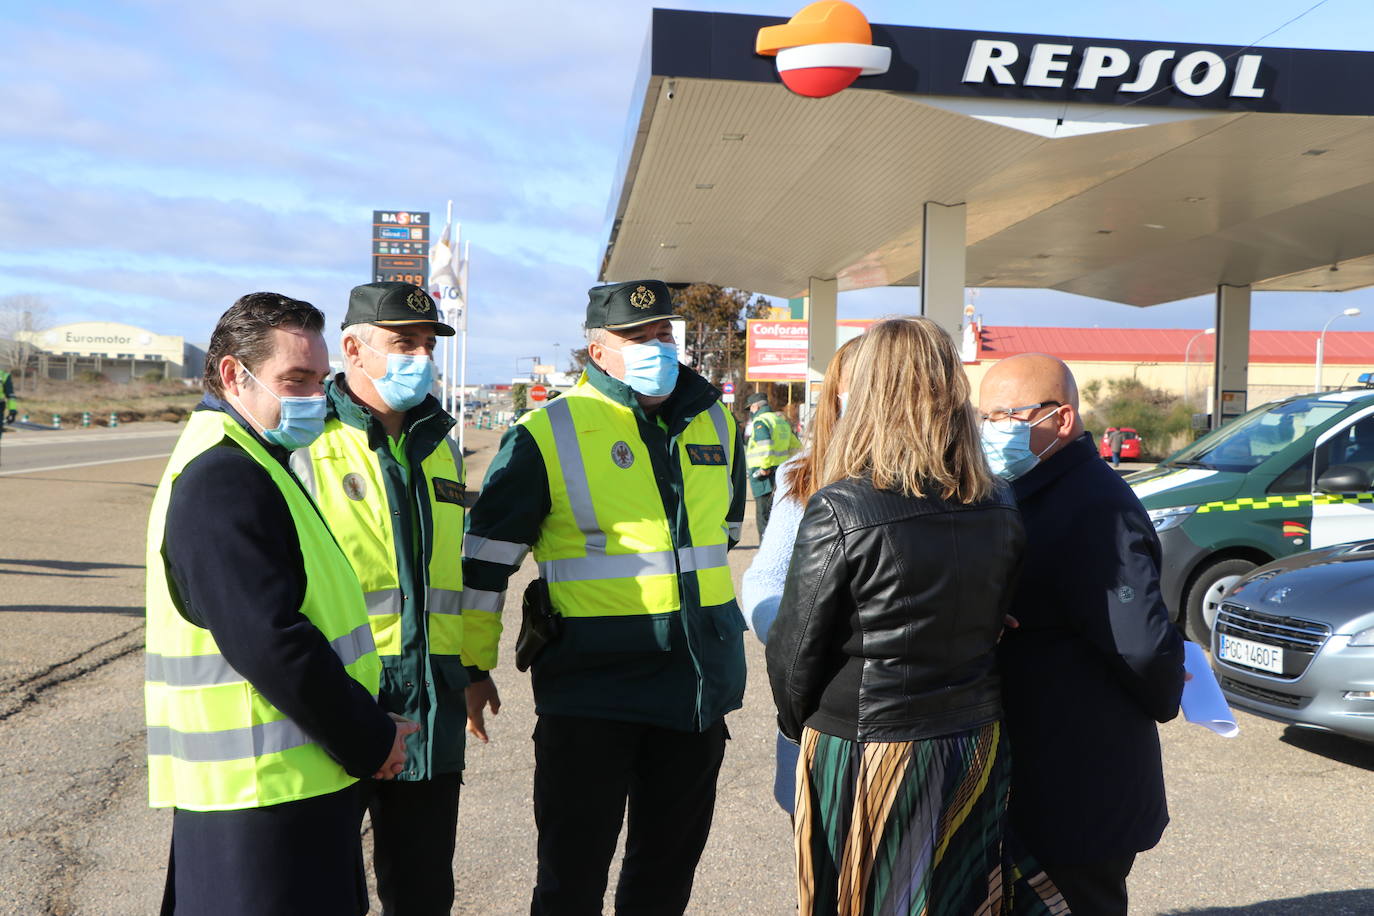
[648,6,1374,115]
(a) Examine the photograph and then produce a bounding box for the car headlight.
[1349,626,1374,647]
[1147,505,1197,532]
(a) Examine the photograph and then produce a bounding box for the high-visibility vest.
[290,420,482,662]
[518,379,737,618]
[745,409,800,471]
[145,410,381,812]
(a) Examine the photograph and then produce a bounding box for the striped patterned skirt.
[794,723,1068,916]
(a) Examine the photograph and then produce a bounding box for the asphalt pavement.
[1,425,1372,915]
[0,422,182,476]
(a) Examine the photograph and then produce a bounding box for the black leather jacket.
[766,476,1024,743]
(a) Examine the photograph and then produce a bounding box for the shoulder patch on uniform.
[432,477,465,507]
[687,444,727,466]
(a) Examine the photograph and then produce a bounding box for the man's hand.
[373,713,419,780]
[466,677,502,743]
[997,613,1019,644]
[756,467,773,479]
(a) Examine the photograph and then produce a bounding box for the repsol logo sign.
[962,40,1266,99]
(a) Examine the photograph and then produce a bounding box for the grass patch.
[10,378,202,426]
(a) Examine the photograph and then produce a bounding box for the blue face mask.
[360,338,434,411]
[838,392,849,416]
[980,413,1057,481]
[617,340,680,397]
[234,364,327,450]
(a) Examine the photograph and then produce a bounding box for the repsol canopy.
[600,7,1374,306]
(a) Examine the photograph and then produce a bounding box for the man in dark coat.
[979,353,1185,916]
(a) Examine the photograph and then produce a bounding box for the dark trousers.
[530,715,728,916]
[161,785,368,916]
[1040,854,1136,916]
[754,492,774,539]
[361,773,463,916]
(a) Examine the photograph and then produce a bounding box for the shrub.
[1082,377,1194,460]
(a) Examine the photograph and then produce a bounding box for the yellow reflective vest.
[145,409,381,812]
[290,418,473,662]
[520,380,738,619]
[745,407,800,472]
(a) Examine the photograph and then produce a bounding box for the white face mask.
[838,392,849,416]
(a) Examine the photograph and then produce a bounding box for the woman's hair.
[781,336,861,504]
[818,317,994,504]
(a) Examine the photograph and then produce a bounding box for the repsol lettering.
[962,39,1266,99]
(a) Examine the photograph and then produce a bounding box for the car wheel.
[1184,558,1257,644]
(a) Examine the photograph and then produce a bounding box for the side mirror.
[1317,464,1371,493]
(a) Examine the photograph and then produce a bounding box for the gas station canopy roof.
[600,9,1374,306]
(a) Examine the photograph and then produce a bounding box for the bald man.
[979,354,1184,916]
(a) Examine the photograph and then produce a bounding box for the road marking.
[0,429,184,447]
[0,453,173,476]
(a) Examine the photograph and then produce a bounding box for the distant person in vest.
[744,392,801,538]
[145,293,414,916]
[1,366,15,425]
[463,279,748,916]
[287,281,500,916]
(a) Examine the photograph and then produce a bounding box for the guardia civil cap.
[343,282,455,336]
[745,393,770,407]
[585,280,682,331]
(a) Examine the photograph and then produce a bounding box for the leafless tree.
[0,294,52,389]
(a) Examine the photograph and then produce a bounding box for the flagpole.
[459,239,470,456]
[443,201,454,420]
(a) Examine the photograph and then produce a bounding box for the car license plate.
[1218,634,1284,674]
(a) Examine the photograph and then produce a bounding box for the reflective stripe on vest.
[145,410,381,812]
[518,380,737,618]
[294,420,466,657]
[746,410,798,469]
[147,622,374,688]
[463,534,529,566]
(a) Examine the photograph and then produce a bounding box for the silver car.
[1213,541,1374,743]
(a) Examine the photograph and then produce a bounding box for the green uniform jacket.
[316,377,478,780]
[464,363,748,731]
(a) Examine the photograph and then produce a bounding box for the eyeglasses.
[981,401,1062,432]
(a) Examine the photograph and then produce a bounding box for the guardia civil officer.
[743,392,800,537]
[463,280,748,916]
[146,293,412,916]
[289,282,501,916]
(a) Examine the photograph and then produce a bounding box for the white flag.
[429,219,463,324]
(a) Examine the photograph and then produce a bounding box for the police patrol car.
[1129,383,1374,643]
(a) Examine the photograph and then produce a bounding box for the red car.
[1100,427,1142,460]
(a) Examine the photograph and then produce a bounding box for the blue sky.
[2,0,1371,383]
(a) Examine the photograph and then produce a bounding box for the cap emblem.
[406,289,432,314]
[629,285,656,310]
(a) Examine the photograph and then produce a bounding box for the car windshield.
[1167,397,1349,471]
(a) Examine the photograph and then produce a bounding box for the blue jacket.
[1000,432,1185,863]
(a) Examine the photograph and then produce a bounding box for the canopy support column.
[1213,284,1251,429]
[807,277,837,407]
[921,201,967,341]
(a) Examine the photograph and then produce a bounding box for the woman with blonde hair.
[765,318,1064,915]
[742,334,861,813]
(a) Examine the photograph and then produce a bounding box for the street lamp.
[1315,308,1362,392]
[1183,327,1215,409]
